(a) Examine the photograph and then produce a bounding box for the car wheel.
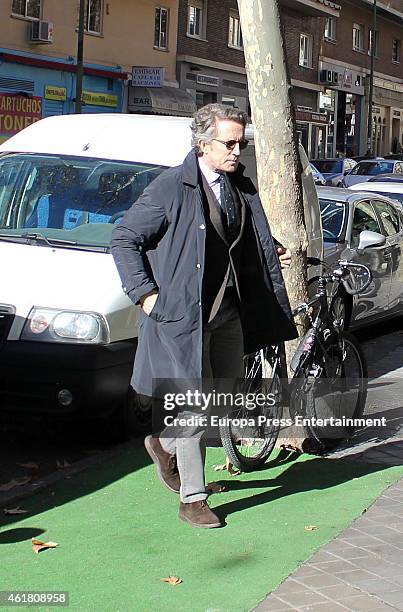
[106,388,152,442]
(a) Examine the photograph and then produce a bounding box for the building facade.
[176,0,341,158]
[0,0,192,143]
[321,0,403,157]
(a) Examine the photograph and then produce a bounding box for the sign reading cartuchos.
[0,93,42,136]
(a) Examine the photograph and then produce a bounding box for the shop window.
[324,17,336,42]
[187,0,206,39]
[392,39,401,63]
[85,0,103,34]
[353,23,363,51]
[12,0,40,19]
[299,34,313,68]
[368,28,379,57]
[155,6,169,50]
[228,11,242,49]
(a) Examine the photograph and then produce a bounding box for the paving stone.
[337,594,398,610]
[308,550,339,563]
[254,595,296,611]
[309,559,359,574]
[318,584,368,599]
[293,573,345,589]
[327,548,373,561]
[300,603,349,611]
[339,535,385,547]
[333,569,381,584]
[276,590,330,608]
[356,579,402,596]
[293,566,324,579]
[254,595,295,612]
[381,589,403,608]
[275,579,310,596]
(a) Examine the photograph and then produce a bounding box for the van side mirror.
[357,230,386,251]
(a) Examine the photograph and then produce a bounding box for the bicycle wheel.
[219,346,284,471]
[291,331,367,448]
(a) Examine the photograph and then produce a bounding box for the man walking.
[111,104,297,528]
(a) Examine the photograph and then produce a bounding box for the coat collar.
[181,148,247,188]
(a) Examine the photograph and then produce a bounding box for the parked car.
[309,158,357,187]
[317,186,403,330]
[342,159,403,187]
[0,113,322,436]
[348,181,403,208]
[368,173,403,183]
[309,162,326,186]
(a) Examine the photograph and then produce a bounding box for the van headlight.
[21,307,109,344]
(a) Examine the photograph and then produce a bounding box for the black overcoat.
[111,149,298,396]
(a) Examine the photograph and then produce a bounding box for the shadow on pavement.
[214,455,395,524]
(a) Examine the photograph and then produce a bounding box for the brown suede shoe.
[144,435,180,494]
[179,500,221,528]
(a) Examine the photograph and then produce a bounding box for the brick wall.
[281,9,324,84]
[323,0,403,80]
[177,0,244,67]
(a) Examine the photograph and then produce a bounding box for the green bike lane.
[1,445,402,612]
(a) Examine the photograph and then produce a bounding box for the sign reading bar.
[82,91,118,108]
[0,93,42,140]
[132,66,165,88]
[45,86,67,101]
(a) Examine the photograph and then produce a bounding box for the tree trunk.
[238,0,309,450]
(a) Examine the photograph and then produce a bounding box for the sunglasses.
[211,138,249,151]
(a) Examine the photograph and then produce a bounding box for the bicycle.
[219,258,372,471]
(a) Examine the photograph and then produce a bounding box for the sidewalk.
[255,325,403,611]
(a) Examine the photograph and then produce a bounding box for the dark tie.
[219,174,239,243]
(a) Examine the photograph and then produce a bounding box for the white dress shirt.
[198,157,222,204]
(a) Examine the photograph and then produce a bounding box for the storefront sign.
[320,62,365,95]
[132,66,165,88]
[295,110,328,124]
[196,74,219,87]
[82,91,118,107]
[0,92,42,139]
[45,85,67,101]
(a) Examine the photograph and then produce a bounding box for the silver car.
[317,187,403,329]
[343,159,403,187]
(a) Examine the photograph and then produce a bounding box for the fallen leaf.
[213,464,226,471]
[31,539,59,554]
[160,576,182,585]
[0,477,32,492]
[3,507,28,515]
[16,462,39,469]
[225,457,241,476]
[56,459,71,470]
[304,525,318,531]
[206,482,226,493]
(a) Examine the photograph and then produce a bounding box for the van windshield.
[0,153,166,249]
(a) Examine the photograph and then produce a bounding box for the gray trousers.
[161,290,244,503]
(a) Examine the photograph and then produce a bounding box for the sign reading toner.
[0,93,42,139]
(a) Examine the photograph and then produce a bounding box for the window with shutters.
[228,11,242,49]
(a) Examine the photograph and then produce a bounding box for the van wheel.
[108,389,152,442]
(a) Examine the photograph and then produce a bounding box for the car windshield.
[319,198,346,242]
[0,153,166,249]
[350,161,394,176]
[311,160,342,173]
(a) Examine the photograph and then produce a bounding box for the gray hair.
[190,103,248,150]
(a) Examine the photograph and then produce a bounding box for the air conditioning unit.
[30,21,53,43]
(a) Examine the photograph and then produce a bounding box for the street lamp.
[75,0,85,114]
[366,0,377,156]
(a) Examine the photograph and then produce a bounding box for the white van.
[0,113,322,437]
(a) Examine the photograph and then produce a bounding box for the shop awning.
[128,86,196,117]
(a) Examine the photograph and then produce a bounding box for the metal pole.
[367,0,377,155]
[75,0,85,114]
